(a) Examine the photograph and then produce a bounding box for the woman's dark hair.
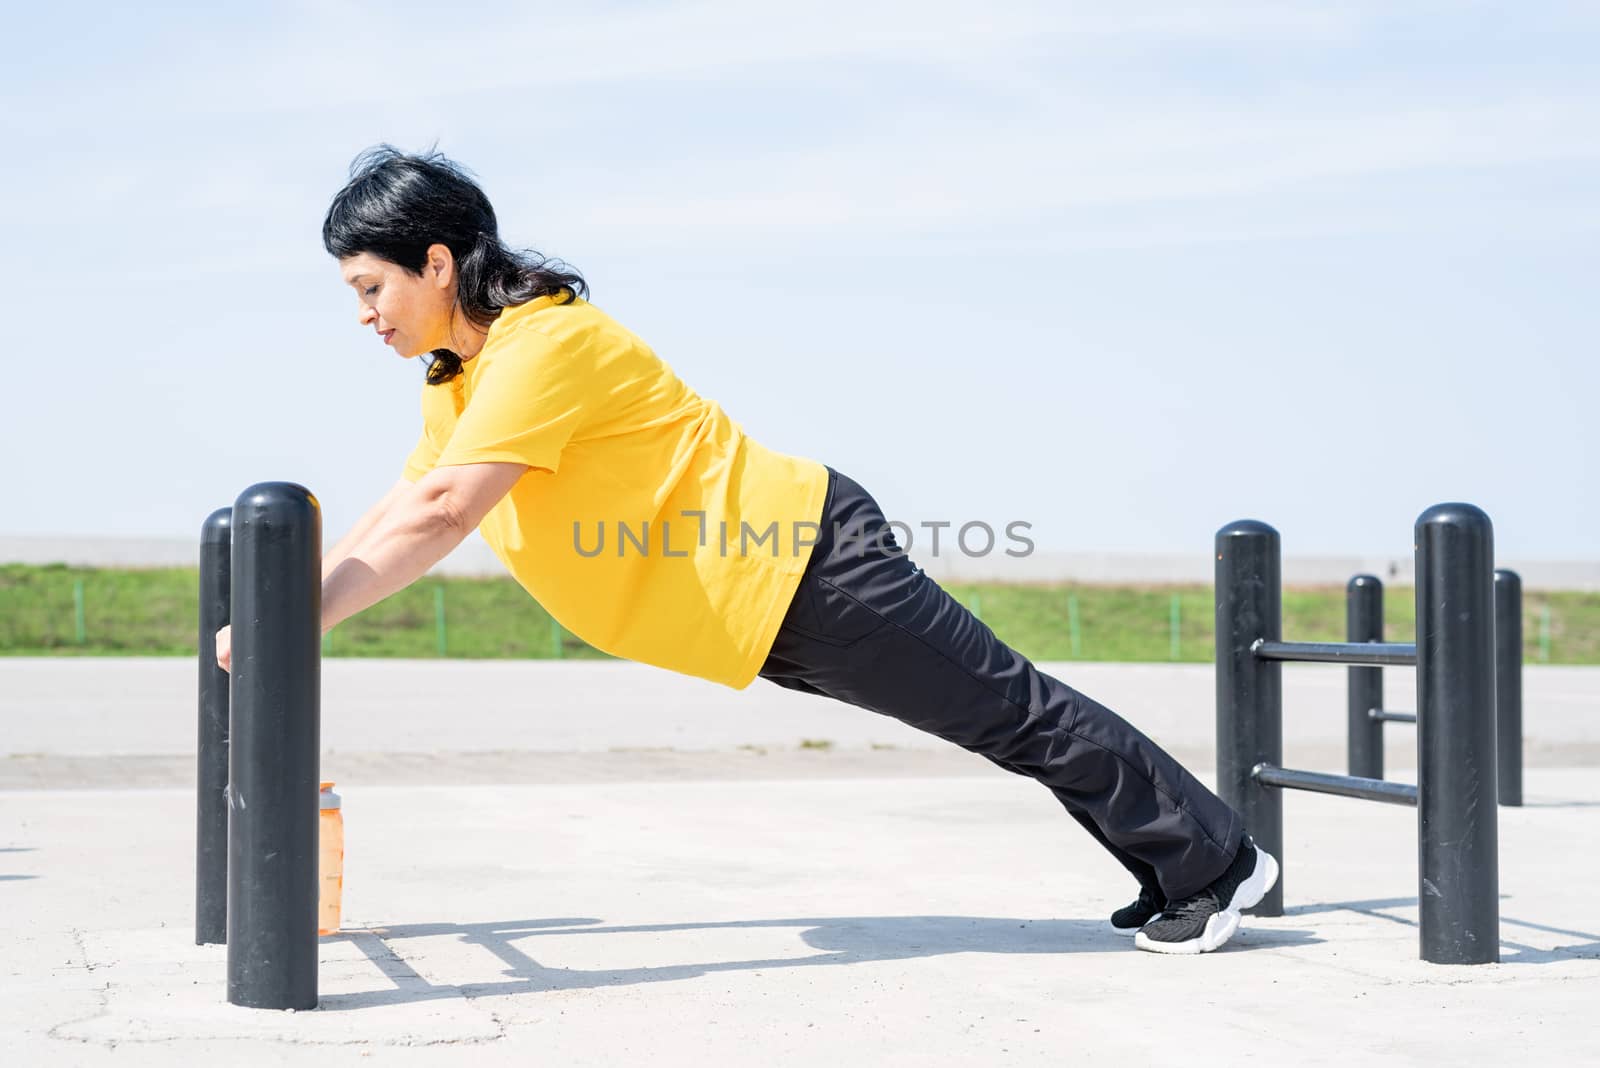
[321,142,587,385]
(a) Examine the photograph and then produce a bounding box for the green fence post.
[1170,592,1181,660]
[1067,592,1081,658]
[74,578,85,644]
[434,584,447,657]
[1539,603,1552,662]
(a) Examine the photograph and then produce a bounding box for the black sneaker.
[1134,835,1280,955]
[1110,885,1166,934]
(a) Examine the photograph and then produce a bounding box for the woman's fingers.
[216,625,232,674]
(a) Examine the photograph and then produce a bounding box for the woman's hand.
[216,625,232,674]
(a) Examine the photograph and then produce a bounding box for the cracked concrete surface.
[2,660,1597,1064]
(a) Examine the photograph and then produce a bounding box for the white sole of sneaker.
[1134,909,1240,954]
[1133,846,1281,955]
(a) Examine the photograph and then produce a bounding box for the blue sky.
[4,1,1596,558]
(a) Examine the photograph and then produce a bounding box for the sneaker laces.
[1152,887,1219,924]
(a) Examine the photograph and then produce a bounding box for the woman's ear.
[426,243,456,289]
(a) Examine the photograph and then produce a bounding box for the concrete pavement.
[5,658,1599,782]
[1,659,1597,1064]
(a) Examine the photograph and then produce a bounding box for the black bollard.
[1215,520,1283,917]
[227,482,322,1009]
[1494,569,1523,807]
[1346,575,1385,781]
[196,507,232,946]
[1415,504,1499,965]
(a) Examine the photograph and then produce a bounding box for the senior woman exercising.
[216,144,1276,955]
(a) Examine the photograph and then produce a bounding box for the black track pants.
[757,466,1244,901]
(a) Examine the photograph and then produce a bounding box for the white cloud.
[6,3,1597,262]
[2,1,1370,126]
[530,94,1600,244]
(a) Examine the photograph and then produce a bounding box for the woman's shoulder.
[495,292,649,357]
[497,289,597,331]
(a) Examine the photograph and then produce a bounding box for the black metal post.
[196,507,232,946]
[1215,520,1283,917]
[227,482,322,1009]
[1346,575,1385,780]
[1494,569,1523,807]
[1415,503,1499,965]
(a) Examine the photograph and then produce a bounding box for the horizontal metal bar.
[1252,639,1418,666]
[1251,763,1418,807]
[1369,709,1417,724]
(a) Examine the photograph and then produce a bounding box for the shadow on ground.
[317,914,1322,1011]
[1284,896,1600,965]
[0,847,38,883]
[1518,799,1600,809]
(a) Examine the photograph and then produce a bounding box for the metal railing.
[1344,571,1523,806]
[1216,505,1499,966]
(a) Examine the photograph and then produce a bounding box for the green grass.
[2,563,1595,665]
[926,581,1597,666]
[0,563,612,661]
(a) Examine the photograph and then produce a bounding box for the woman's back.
[406,293,830,689]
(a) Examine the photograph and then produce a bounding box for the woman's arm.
[318,462,525,635]
[216,473,444,668]
[322,478,417,582]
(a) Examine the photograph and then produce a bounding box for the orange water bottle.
[318,782,344,936]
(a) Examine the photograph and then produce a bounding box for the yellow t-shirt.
[402,291,830,690]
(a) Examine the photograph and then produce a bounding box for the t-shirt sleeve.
[433,326,588,475]
[400,425,439,483]
[400,380,453,482]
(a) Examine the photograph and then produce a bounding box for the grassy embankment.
[4,563,1596,665]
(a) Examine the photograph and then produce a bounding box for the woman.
[220,144,1276,955]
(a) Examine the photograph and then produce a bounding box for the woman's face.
[340,246,458,359]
